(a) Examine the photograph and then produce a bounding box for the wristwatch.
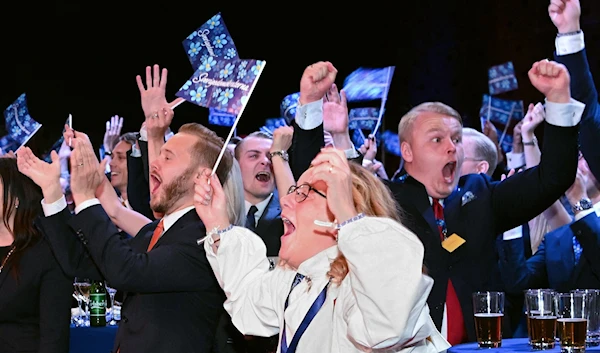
[268,150,289,162]
[522,137,537,146]
[572,198,593,213]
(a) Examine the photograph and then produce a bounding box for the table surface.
[449,338,600,353]
[70,325,118,353]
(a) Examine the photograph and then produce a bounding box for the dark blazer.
[288,103,578,342]
[0,238,72,353]
[555,48,600,181]
[255,191,283,257]
[499,211,600,293]
[37,205,224,353]
[126,148,154,219]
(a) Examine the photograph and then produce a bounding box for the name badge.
[442,233,466,253]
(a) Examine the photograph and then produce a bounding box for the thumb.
[99,158,109,174]
[50,150,60,164]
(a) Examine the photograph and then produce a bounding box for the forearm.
[523,134,541,169]
[147,136,164,168]
[542,199,572,231]
[96,178,150,236]
[272,158,295,201]
[331,131,353,151]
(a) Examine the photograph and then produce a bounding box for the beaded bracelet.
[335,213,365,230]
[207,224,234,238]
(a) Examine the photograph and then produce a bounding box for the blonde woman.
[194,148,448,353]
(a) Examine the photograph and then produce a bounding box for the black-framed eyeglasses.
[287,183,327,203]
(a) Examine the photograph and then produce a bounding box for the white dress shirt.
[295,99,361,159]
[205,216,449,353]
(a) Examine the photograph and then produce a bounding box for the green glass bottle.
[89,280,107,327]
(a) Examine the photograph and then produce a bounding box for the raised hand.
[521,103,545,139]
[299,61,338,105]
[483,120,499,144]
[16,147,61,190]
[549,0,581,33]
[528,60,570,103]
[194,171,229,233]
[69,132,108,205]
[103,115,123,152]
[307,148,358,224]
[271,126,293,153]
[135,64,184,121]
[359,137,377,162]
[323,84,349,134]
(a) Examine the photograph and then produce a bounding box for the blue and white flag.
[343,66,395,102]
[4,93,42,148]
[184,13,239,70]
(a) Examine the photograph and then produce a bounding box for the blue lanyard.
[280,280,329,353]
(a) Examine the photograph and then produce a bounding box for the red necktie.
[432,199,467,345]
[147,219,164,251]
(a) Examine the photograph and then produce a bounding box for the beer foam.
[557,318,587,322]
[474,313,504,317]
[533,316,557,320]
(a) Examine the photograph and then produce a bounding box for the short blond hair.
[398,102,462,143]
[462,128,498,176]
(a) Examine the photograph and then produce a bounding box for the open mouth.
[281,217,296,237]
[442,162,457,184]
[255,171,271,183]
[150,173,162,195]
[111,172,120,177]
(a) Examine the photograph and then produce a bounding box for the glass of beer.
[473,291,504,348]
[557,293,588,353]
[526,289,557,349]
[571,290,600,347]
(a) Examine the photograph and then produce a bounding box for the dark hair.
[119,132,138,146]
[0,158,43,277]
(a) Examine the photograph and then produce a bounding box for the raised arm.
[491,60,582,233]
[270,126,295,201]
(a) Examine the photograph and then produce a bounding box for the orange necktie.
[147,219,164,251]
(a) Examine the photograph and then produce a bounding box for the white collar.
[296,246,339,281]
[162,206,195,233]
[245,193,274,218]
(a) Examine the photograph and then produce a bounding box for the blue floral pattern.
[280,92,300,124]
[183,12,239,70]
[343,66,395,102]
[348,107,383,130]
[479,95,524,125]
[0,134,18,155]
[259,117,288,135]
[488,62,518,95]
[381,130,401,157]
[208,108,236,127]
[3,93,42,145]
[177,58,265,115]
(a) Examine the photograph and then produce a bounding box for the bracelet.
[206,224,234,238]
[335,213,365,230]
[522,137,537,146]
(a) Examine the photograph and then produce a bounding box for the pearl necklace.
[0,247,15,273]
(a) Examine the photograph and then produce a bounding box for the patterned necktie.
[432,198,466,345]
[573,236,583,265]
[147,219,164,251]
[245,205,258,232]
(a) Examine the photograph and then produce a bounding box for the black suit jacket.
[37,205,224,353]
[499,211,600,293]
[255,192,283,257]
[386,120,577,340]
[126,148,154,219]
[0,238,72,353]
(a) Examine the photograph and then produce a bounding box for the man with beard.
[17,123,232,353]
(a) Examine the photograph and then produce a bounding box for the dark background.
[1,1,599,170]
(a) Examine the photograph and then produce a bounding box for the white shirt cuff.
[362,159,374,168]
[544,98,585,127]
[41,196,68,217]
[294,98,323,130]
[556,32,585,56]
[131,143,141,158]
[74,198,101,215]
[503,225,523,241]
[345,144,360,160]
[139,126,148,142]
[506,151,525,170]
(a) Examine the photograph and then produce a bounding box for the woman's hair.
[0,158,44,277]
[327,162,403,284]
[222,158,246,227]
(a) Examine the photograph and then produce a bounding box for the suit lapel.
[152,209,202,249]
[402,176,440,239]
[256,193,281,235]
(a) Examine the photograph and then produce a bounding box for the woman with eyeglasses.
[0,157,72,353]
[194,148,448,353]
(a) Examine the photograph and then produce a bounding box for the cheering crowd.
[1,0,600,352]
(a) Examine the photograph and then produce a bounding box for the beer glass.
[571,290,600,347]
[473,291,504,348]
[526,289,557,349]
[557,293,588,353]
